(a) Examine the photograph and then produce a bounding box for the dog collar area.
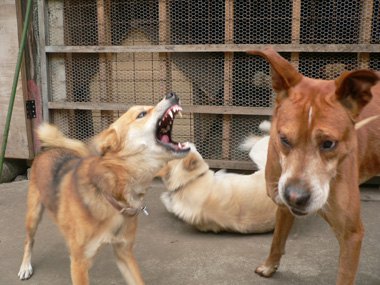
[102,192,149,216]
[120,206,149,216]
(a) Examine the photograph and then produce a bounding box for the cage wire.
[36,0,380,169]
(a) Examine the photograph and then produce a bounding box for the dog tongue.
[161,135,170,143]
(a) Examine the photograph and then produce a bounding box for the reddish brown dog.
[248,48,380,285]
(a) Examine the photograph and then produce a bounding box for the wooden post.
[97,0,114,128]
[63,0,76,137]
[291,0,301,69]
[222,0,233,160]
[159,0,172,95]
[358,0,374,68]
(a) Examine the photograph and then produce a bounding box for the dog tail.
[239,120,271,152]
[215,169,227,176]
[259,120,271,133]
[239,136,261,152]
[37,123,89,156]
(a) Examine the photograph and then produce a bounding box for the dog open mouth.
[156,104,190,153]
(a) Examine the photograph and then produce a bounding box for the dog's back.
[357,81,380,182]
[30,148,81,214]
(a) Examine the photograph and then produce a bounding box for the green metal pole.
[0,0,33,182]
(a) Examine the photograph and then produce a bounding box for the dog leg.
[321,201,364,285]
[18,183,44,280]
[113,242,145,285]
[255,206,295,277]
[70,254,91,285]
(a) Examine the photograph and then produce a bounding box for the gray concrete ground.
[1,180,379,285]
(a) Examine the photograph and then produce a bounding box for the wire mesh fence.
[39,0,380,169]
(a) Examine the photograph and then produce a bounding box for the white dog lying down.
[157,132,276,234]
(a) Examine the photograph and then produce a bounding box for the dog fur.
[18,93,190,285]
[248,47,380,285]
[157,139,277,234]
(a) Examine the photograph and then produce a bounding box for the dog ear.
[183,153,199,172]
[91,128,121,155]
[247,47,302,99]
[335,69,379,118]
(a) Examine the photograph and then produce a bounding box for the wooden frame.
[37,0,379,169]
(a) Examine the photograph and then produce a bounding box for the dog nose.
[284,182,311,208]
[165,92,179,103]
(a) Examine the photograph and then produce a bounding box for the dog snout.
[166,92,179,103]
[284,181,311,209]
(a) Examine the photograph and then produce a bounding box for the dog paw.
[255,263,278,277]
[18,263,33,280]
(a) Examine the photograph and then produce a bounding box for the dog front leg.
[70,253,91,285]
[113,242,145,285]
[321,206,364,285]
[255,206,295,277]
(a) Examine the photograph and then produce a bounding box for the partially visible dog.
[240,120,271,170]
[248,48,380,285]
[18,93,190,285]
[157,137,277,234]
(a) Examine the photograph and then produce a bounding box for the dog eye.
[321,140,337,151]
[280,135,291,148]
[136,111,147,119]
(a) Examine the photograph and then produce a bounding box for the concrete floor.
[1,180,379,285]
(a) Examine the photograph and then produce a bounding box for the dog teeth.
[169,111,173,119]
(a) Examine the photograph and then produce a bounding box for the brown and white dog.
[18,93,190,285]
[157,141,277,234]
[247,48,380,285]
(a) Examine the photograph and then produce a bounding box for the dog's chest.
[84,214,130,258]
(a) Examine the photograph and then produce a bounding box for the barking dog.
[18,93,190,285]
[248,48,380,285]
[157,141,277,234]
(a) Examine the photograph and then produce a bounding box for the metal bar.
[45,44,380,54]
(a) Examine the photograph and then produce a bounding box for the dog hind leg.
[113,242,145,285]
[18,182,45,280]
[255,206,295,277]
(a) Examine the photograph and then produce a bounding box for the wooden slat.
[360,0,374,44]
[206,159,256,171]
[38,0,50,121]
[159,0,171,93]
[97,0,114,125]
[45,44,380,54]
[48,101,273,115]
[358,1,374,69]
[221,0,234,160]
[290,0,301,69]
